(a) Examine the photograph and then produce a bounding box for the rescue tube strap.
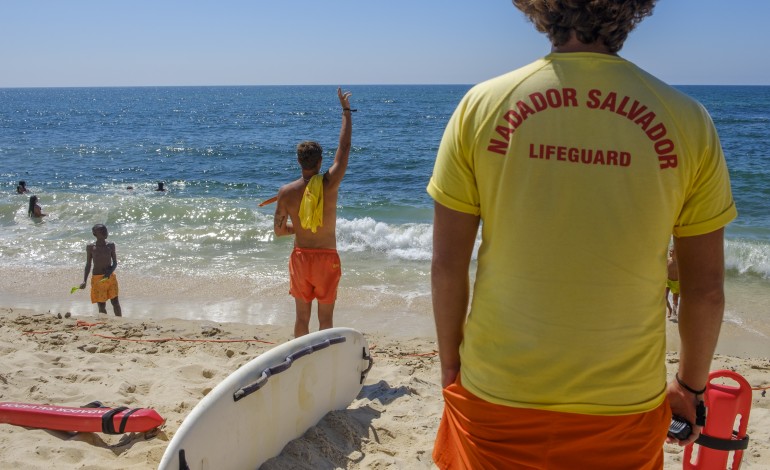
[695,431,750,451]
[118,408,141,434]
[101,406,128,434]
[695,400,706,427]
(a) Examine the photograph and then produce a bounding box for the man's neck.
[301,171,320,182]
[552,35,615,55]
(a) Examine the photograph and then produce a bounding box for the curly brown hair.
[512,0,657,53]
[296,141,323,170]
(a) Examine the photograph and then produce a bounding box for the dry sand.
[0,307,768,469]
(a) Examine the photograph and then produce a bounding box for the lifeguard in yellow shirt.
[428,1,736,469]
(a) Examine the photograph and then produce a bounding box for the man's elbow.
[685,272,725,299]
[700,287,726,309]
[431,256,469,285]
[681,280,725,312]
[274,226,293,237]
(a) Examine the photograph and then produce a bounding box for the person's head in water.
[28,195,38,216]
[156,182,165,191]
[296,141,323,171]
[92,224,108,239]
[17,181,27,194]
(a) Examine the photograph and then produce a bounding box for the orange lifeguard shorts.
[289,248,341,304]
[433,378,670,470]
[91,274,119,303]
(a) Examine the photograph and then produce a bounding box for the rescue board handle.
[233,336,347,402]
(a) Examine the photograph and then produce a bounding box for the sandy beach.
[0,291,768,468]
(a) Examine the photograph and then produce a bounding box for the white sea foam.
[725,238,770,279]
[337,217,432,261]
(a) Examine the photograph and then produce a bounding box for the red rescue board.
[0,402,164,434]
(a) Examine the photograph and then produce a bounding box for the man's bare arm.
[666,228,726,445]
[325,88,353,188]
[273,193,295,237]
[274,214,294,237]
[432,202,480,388]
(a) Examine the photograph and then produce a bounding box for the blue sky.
[2,1,768,87]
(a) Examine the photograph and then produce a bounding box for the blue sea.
[1,85,769,345]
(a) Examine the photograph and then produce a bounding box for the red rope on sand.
[91,334,276,345]
[21,321,105,335]
[18,321,275,345]
[404,351,439,357]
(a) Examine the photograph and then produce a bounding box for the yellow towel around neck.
[299,174,324,233]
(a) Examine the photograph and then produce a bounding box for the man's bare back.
[275,176,340,249]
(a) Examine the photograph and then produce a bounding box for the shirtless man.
[79,224,122,316]
[274,88,353,337]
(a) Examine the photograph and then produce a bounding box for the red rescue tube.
[0,402,165,434]
[683,370,752,470]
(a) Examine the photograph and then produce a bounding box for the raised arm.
[324,88,353,188]
[432,202,480,388]
[666,228,726,445]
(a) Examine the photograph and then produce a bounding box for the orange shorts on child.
[433,377,670,470]
[91,274,119,303]
[289,248,341,304]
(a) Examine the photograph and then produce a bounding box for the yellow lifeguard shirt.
[427,53,736,415]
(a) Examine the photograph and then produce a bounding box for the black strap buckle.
[695,431,750,451]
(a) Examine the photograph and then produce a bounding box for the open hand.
[338,87,352,109]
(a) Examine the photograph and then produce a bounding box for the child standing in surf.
[79,224,122,316]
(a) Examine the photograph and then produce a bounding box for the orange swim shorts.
[91,274,119,303]
[289,248,341,304]
[433,377,670,470]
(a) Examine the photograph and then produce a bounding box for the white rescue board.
[158,327,373,470]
